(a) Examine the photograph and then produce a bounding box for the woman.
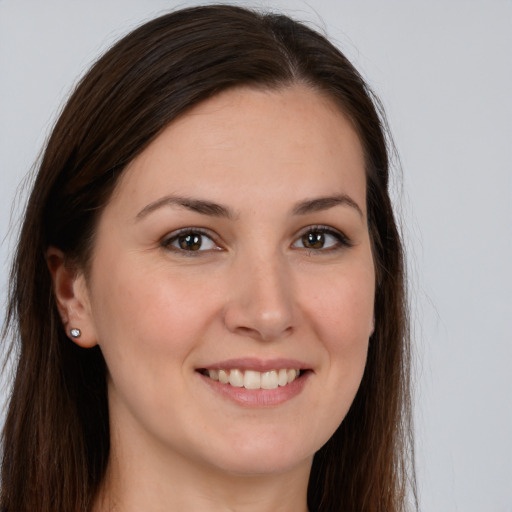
[1,5,415,512]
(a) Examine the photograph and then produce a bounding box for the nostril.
[224,309,295,342]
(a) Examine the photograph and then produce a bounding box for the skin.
[49,85,375,512]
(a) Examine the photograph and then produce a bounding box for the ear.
[46,247,98,348]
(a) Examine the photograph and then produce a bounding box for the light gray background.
[1,1,511,510]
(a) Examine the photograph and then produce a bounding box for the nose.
[223,253,297,342]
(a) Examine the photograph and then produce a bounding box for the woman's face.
[77,85,375,476]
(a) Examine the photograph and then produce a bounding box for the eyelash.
[294,225,353,253]
[160,225,352,255]
[160,228,220,256]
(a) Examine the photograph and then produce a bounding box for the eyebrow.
[135,193,363,221]
[135,195,235,220]
[292,195,364,218]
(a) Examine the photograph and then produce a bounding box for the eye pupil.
[179,234,202,251]
[303,231,324,249]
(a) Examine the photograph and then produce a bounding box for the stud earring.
[69,328,81,339]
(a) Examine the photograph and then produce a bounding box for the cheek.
[304,261,374,401]
[310,263,375,346]
[88,257,220,372]
[86,257,224,431]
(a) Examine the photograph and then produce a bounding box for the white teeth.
[229,369,244,387]
[261,370,278,390]
[244,370,261,389]
[287,369,298,384]
[205,368,302,389]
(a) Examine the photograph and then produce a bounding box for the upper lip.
[197,357,311,372]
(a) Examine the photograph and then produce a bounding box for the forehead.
[110,85,367,215]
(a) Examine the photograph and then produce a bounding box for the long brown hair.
[1,5,416,511]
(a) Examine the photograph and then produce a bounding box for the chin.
[216,454,311,477]
[202,433,316,476]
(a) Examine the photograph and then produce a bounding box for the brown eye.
[178,233,202,251]
[302,231,325,249]
[163,230,218,253]
[293,227,351,251]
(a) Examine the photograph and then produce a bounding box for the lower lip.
[198,371,310,407]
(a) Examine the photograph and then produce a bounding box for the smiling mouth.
[198,368,307,390]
